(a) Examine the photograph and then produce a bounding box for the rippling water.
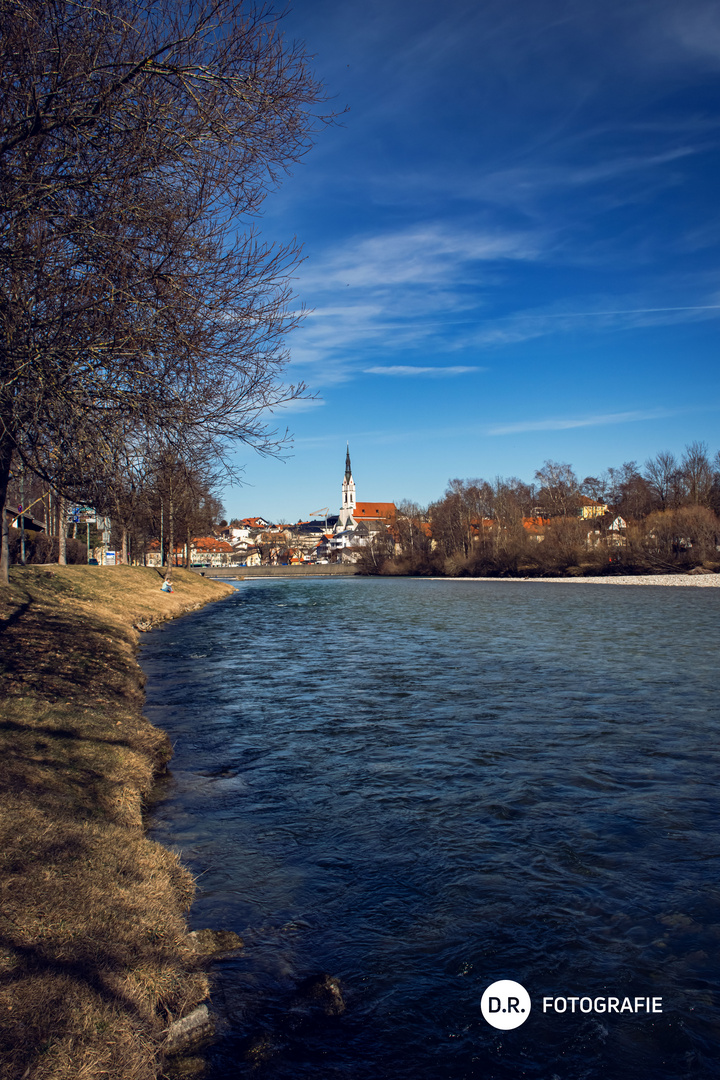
[143,578,720,1080]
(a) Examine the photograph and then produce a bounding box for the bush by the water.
[8,527,87,564]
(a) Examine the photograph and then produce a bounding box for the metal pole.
[86,519,90,562]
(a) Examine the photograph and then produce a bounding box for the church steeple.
[337,442,357,531]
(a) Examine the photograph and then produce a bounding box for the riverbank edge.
[192,563,720,583]
[0,565,234,1080]
[379,572,720,586]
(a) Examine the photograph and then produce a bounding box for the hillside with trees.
[367,442,720,577]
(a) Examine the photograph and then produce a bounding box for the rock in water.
[164,1005,215,1055]
[164,1056,208,1078]
[188,928,244,955]
[292,974,346,1016]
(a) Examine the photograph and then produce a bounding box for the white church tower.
[336,443,357,531]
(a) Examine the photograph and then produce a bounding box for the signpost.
[66,506,99,562]
[94,516,111,564]
[68,505,97,525]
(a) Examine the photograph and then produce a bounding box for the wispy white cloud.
[363,365,482,376]
[285,222,543,384]
[470,298,720,348]
[660,1,720,67]
[300,224,539,292]
[445,145,707,219]
[540,303,720,317]
[487,409,671,436]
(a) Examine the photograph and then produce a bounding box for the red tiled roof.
[355,501,396,518]
[147,540,183,553]
[237,517,269,528]
[522,517,550,533]
[192,536,234,553]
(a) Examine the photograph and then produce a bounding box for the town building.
[579,496,609,519]
[354,501,396,523]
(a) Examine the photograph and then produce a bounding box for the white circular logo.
[481,980,531,1029]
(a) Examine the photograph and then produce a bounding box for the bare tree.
[492,477,534,527]
[394,499,431,563]
[0,0,328,580]
[681,441,714,507]
[534,461,581,518]
[642,506,719,565]
[581,475,606,503]
[604,462,653,521]
[644,451,681,511]
[712,451,720,515]
[429,479,481,559]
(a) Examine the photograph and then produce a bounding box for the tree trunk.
[122,527,128,564]
[0,432,13,584]
[57,495,67,564]
[167,494,174,578]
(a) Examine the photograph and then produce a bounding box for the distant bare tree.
[534,461,581,518]
[681,441,714,507]
[429,481,474,559]
[429,478,496,560]
[712,451,720,515]
[356,527,396,575]
[581,475,607,504]
[642,506,719,564]
[644,451,681,511]
[394,500,431,562]
[492,477,534,527]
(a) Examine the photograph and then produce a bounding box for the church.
[330,445,396,554]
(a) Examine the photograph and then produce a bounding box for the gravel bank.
[439,574,720,587]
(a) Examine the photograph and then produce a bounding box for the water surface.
[143,578,720,1079]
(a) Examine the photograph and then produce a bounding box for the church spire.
[336,442,357,532]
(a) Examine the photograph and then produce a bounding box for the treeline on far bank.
[362,443,720,577]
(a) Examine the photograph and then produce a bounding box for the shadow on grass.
[0,598,32,634]
[0,717,133,748]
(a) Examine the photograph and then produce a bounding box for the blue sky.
[223,0,720,523]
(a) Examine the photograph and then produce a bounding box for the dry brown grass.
[0,566,234,1079]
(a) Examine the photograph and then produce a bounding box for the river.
[142,577,720,1079]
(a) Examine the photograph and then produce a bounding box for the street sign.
[69,505,97,524]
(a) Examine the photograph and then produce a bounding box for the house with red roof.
[354,501,397,523]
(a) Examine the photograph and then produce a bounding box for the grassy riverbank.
[0,566,233,1080]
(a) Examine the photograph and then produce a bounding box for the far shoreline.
[199,567,720,587]
[412,573,720,587]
